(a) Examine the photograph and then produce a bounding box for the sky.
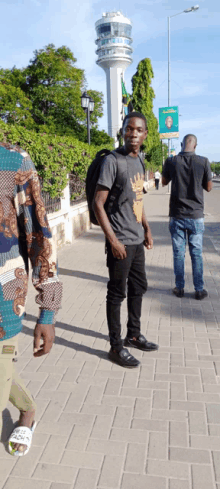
[0,0,220,161]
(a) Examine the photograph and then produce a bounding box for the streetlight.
[167,5,199,157]
[81,92,95,145]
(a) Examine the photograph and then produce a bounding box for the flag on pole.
[121,79,129,115]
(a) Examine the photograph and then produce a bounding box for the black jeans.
[106,242,148,351]
[155,179,159,190]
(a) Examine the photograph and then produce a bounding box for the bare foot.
[11,409,35,453]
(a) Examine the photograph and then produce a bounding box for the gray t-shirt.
[98,153,145,245]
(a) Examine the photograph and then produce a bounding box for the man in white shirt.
[154,170,160,190]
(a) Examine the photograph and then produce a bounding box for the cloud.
[31,0,41,5]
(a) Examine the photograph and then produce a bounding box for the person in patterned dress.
[0,142,62,455]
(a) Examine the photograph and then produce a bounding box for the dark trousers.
[106,242,148,351]
[155,179,159,190]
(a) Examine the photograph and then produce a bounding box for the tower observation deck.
[95,11,133,143]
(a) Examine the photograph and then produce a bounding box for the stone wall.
[47,178,90,249]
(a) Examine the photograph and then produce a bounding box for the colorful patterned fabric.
[0,142,63,341]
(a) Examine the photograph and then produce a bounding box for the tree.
[23,44,85,130]
[0,45,106,138]
[87,89,104,127]
[0,84,35,128]
[211,162,220,175]
[131,58,162,168]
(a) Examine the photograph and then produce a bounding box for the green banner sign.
[159,106,179,139]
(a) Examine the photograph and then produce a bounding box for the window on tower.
[111,23,132,38]
[97,24,111,37]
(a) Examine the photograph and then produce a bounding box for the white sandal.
[8,421,36,456]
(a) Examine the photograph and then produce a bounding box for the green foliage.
[0,83,35,128]
[0,120,113,198]
[87,89,104,127]
[146,142,168,172]
[23,44,85,130]
[0,44,106,138]
[211,162,220,175]
[90,128,113,146]
[131,58,162,168]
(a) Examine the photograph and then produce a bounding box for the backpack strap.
[106,149,128,215]
[138,153,146,175]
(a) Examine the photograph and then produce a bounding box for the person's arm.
[94,185,127,259]
[15,158,63,357]
[162,158,171,186]
[162,175,169,186]
[142,207,153,250]
[206,180,213,192]
[203,159,213,192]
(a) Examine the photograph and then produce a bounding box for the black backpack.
[86,147,145,226]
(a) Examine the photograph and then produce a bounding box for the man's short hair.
[184,134,197,145]
[122,112,148,130]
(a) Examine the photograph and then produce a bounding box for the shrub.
[0,121,113,198]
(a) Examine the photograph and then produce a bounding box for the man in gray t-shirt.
[94,112,158,368]
[98,151,145,245]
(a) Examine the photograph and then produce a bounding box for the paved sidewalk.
[1,184,220,489]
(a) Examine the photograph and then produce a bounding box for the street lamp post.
[167,5,199,157]
[81,92,95,145]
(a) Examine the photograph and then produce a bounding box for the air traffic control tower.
[95,11,133,143]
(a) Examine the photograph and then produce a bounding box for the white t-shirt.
[155,171,160,179]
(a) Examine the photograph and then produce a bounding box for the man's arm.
[203,159,213,192]
[162,176,169,186]
[205,180,213,192]
[94,185,127,259]
[142,207,153,249]
[15,158,63,357]
[162,158,171,186]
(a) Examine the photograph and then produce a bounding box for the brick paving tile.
[209,425,220,436]
[207,403,220,423]
[147,459,189,479]
[191,464,216,489]
[98,455,123,487]
[170,421,189,448]
[212,451,220,482]
[132,418,168,432]
[169,446,211,463]
[169,480,190,489]
[0,459,17,486]
[60,450,103,469]
[188,411,208,435]
[74,469,99,489]
[121,473,166,489]
[124,443,146,473]
[86,439,127,457]
[2,187,220,489]
[32,463,78,483]
[3,480,50,489]
[148,431,168,459]
[50,484,72,489]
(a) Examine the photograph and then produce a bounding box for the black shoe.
[195,289,208,300]
[124,334,159,352]
[172,287,184,298]
[108,347,140,368]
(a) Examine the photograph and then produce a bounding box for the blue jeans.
[169,218,205,292]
